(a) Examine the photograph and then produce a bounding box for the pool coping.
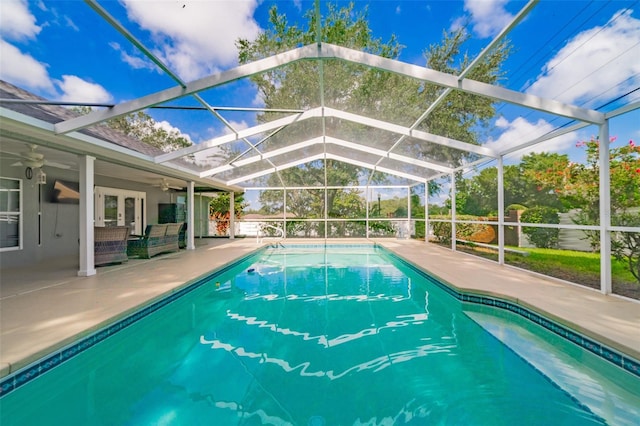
[1,245,265,396]
[383,247,640,379]
[1,242,638,398]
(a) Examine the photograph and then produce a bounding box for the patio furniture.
[94,226,130,266]
[179,222,187,249]
[127,223,182,259]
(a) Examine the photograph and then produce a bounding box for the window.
[0,177,22,251]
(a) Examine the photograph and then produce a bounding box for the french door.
[94,186,146,235]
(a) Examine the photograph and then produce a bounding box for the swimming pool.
[0,244,638,425]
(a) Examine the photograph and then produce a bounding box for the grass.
[506,246,636,281]
[448,242,640,300]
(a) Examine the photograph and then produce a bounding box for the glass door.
[125,196,136,230]
[104,195,118,227]
[95,187,146,235]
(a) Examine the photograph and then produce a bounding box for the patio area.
[1,238,638,379]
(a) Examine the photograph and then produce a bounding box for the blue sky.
[1,0,639,170]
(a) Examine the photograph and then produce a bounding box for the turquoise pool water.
[1,244,638,425]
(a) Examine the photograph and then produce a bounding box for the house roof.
[0,79,238,192]
[1,80,160,157]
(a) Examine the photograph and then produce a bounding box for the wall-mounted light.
[36,168,46,185]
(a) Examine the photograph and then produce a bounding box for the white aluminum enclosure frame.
[3,0,637,293]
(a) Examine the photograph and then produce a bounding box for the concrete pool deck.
[1,238,639,379]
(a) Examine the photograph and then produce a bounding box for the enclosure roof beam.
[325,108,497,158]
[156,108,322,163]
[325,153,427,183]
[54,43,320,134]
[204,134,451,181]
[161,105,488,170]
[200,138,322,178]
[221,140,428,186]
[318,44,604,125]
[605,100,640,119]
[376,0,539,177]
[324,136,452,173]
[499,121,590,157]
[225,154,325,186]
[55,37,603,138]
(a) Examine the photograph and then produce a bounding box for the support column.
[229,191,235,239]
[324,187,328,239]
[78,155,96,277]
[497,156,505,265]
[451,173,456,251]
[365,187,370,239]
[424,183,429,243]
[598,122,612,294]
[187,181,195,250]
[406,186,411,239]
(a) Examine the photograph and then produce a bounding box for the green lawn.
[506,246,636,281]
[450,242,640,300]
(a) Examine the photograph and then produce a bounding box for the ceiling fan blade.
[43,160,72,170]
[11,158,44,168]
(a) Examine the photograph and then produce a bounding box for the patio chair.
[127,223,181,259]
[94,226,130,266]
[179,222,187,249]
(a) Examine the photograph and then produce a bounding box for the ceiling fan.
[153,178,183,192]
[9,144,72,169]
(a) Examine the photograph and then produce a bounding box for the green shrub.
[611,212,640,283]
[520,206,560,248]
[506,204,527,212]
[429,215,493,244]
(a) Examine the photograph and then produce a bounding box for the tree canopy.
[107,111,192,152]
[236,2,511,218]
[72,106,192,153]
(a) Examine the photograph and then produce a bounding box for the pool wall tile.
[624,358,640,375]
[0,249,260,398]
[383,246,640,380]
[1,243,638,399]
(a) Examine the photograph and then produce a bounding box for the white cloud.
[121,0,261,81]
[56,75,113,103]
[154,120,193,144]
[221,120,250,135]
[192,119,252,167]
[63,15,79,32]
[449,16,466,34]
[0,0,41,41]
[194,146,226,167]
[485,116,577,160]
[252,91,265,108]
[0,40,54,92]
[109,41,159,72]
[463,0,514,38]
[527,10,640,105]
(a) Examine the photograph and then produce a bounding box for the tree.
[72,106,193,153]
[209,193,247,235]
[456,152,566,217]
[612,212,640,282]
[236,2,511,222]
[107,111,192,152]
[532,136,640,283]
[519,152,569,210]
[520,206,560,249]
[533,137,640,249]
